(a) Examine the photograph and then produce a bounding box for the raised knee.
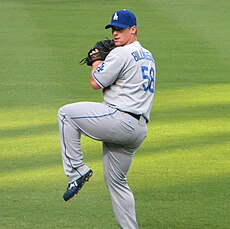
[58,106,65,117]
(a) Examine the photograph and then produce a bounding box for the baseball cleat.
[63,169,93,201]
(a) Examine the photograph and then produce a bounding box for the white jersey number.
[141,65,155,93]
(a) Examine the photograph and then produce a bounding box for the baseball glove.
[80,39,116,66]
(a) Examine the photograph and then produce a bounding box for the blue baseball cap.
[105,9,137,29]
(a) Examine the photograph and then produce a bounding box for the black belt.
[123,111,148,123]
[124,111,141,120]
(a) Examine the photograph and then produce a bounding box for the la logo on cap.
[105,9,136,29]
[113,12,118,20]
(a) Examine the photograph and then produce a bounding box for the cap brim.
[105,22,129,29]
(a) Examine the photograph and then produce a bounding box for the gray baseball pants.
[58,102,147,229]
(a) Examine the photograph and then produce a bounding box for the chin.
[114,41,119,46]
[115,41,123,47]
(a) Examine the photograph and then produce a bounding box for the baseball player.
[58,9,156,229]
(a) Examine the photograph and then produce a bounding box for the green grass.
[0,0,229,228]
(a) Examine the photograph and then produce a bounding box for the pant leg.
[58,107,90,183]
[103,143,139,229]
[58,101,124,182]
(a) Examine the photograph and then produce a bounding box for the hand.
[90,49,99,55]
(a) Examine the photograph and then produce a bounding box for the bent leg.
[58,101,119,183]
[58,107,90,183]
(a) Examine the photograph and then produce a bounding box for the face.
[111,26,137,46]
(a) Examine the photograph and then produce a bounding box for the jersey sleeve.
[92,49,125,88]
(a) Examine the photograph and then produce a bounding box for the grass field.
[0,0,229,228]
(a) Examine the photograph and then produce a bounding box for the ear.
[130,26,137,35]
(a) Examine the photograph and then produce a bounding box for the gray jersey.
[92,41,156,121]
